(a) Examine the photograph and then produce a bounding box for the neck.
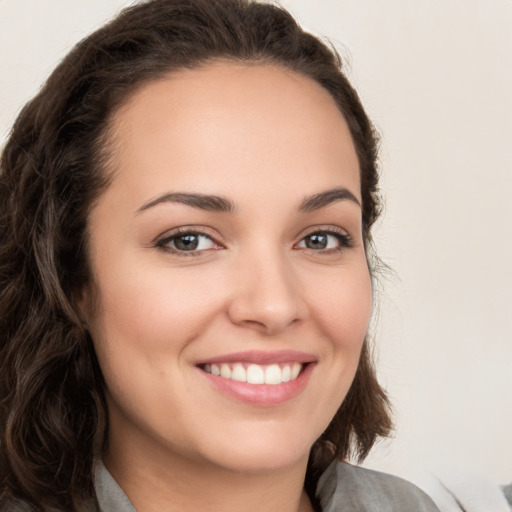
[103,438,315,512]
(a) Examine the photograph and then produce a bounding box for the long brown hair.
[0,0,391,509]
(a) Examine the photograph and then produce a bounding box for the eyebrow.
[298,187,361,212]
[137,192,235,214]
[136,186,360,215]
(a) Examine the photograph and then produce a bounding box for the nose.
[226,249,308,336]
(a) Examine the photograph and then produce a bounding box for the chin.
[211,449,311,475]
[195,427,315,474]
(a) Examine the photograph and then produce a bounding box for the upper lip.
[195,350,317,366]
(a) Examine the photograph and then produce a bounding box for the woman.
[0,0,440,510]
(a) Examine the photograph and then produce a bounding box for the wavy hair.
[0,0,391,509]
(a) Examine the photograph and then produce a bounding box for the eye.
[296,230,353,251]
[156,230,220,254]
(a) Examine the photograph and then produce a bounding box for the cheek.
[86,259,227,438]
[308,263,373,353]
[295,261,372,437]
[87,257,225,369]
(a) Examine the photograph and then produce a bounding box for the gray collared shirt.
[316,460,440,511]
[94,462,136,512]
[4,460,441,511]
[94,460,440,512]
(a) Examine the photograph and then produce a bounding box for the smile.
[196,350,316,405]
[202,362,303,385]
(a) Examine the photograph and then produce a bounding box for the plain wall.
[1,0,511,488]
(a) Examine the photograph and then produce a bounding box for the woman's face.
[83,62,372,475]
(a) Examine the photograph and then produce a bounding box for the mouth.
[200,362,304,385]
[196,351,316,405]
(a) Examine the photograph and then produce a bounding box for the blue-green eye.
[158,232,217,252]
[296,231,352,251]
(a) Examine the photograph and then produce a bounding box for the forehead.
[104,62,360,205]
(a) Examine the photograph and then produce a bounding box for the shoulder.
[316,461,440,512]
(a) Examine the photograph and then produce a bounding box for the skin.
[82,62,372,512]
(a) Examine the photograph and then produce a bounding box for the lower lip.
[199,363,315,406]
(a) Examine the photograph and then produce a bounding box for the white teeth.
[264,364,282,385]
[220,364,231,379]
[203,362,304,385]
[231,363,246,382]
[247,364,264,384]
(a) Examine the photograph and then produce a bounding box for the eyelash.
[155,228,221,257]
[298,227,355,253]
[155,227,354,257]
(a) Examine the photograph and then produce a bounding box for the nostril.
[227,299,304,336]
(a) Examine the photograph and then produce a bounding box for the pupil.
[306,234,327,249]
[175,234,199,251]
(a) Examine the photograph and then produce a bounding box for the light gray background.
[1,0,511,490]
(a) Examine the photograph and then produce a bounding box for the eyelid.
[154,226,225,254]
[294,225,355,251]
[153,224,355,256]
